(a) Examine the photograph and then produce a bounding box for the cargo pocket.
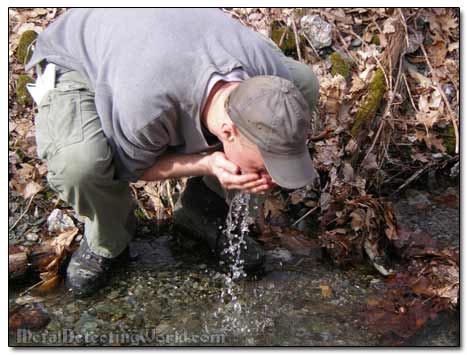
[34,90,54,160]
[42,81,89,157]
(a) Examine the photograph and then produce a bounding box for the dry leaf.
[22,181,43,199]
[53,227,79,253]
[319,284,333,298]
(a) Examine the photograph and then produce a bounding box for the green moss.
[351,68,386,138]
[270,22,304,59]
[330,52,352,79]
[442,125,456,155]
[16,30,38,65]
[15,74,34,106]
[370,34,381,46]
[134,208,146,220]
[43,190,56,201]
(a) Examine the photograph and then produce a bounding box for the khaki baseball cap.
[226,75,318,189]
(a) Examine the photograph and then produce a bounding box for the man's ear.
[220,120,238,142]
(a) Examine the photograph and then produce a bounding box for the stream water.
[9,185,459,346]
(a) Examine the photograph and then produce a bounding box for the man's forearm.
[139,153,212,181]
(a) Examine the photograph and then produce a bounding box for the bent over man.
[26,8,320,297]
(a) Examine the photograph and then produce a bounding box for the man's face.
[223,134,269,177]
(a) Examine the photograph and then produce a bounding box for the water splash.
[215,192,251,337]
[208,192,274,344]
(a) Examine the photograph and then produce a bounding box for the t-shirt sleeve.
[113,113,171,182]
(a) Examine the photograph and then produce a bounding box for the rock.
[9,303,50,332]
[351,38,362,47]
[47,209,76,234]
[155,322,171,336]
[300,15,332,49]
[450,162,459,178]
[443,84,456,103]
[94,302,113,315]
[76,315,99,333]
[404,189,431,207]
[268,248,293,262]
[25,232,39,242]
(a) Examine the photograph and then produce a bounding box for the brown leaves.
[35,227,79,292]
[364,289,441,344]
[9,162,45,199]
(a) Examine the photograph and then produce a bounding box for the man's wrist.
[200,153,214,176]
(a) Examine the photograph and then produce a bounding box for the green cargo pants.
[34,52,319,258]
[35,70,134,258]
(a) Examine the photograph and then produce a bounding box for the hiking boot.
[173,177,266,271]
[65,239,129,298]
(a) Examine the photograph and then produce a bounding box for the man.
[26,8,320,297]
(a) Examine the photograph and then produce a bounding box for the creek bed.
[9,185,459,346]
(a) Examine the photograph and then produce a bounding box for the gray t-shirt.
[27,8,292,181]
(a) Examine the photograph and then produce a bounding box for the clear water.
[213,192,259,342]
[9,187,459,345]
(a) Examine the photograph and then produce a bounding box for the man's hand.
[208,152,275,193]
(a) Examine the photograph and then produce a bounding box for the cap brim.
[260,147,318,189]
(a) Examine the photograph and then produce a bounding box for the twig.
[292,206,319,227]
[9,192,38,232]
[290,14,302,62]
[302,33,320,58]
[165,180,175,214]
[393,163,432,194]
[19,278,45,297]
[402,73,418,113]
[334,28,356,62]
[397,9,411,49]
[310,128,335,141]
[420,43,459,154]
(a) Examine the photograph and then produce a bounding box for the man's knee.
[47,140,114,191]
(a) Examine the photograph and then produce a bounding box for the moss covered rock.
[16,30,38,65]
[442,125,456,155]
[270,22,304,59]
[351,68,386,138]
[330,52,352,79]
[16,74,34,106]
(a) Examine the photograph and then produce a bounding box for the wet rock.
[9,303,50,332]
[106,289,122,300]
[76,314,100,334]
[155,322,172,336]
[94,302,114,315]
[267,248,293,262]
[404,189,430,207]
